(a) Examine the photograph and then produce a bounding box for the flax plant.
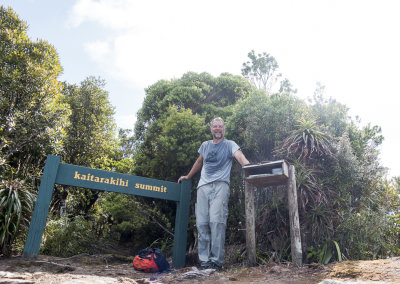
[0,180,35,256]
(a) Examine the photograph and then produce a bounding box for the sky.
[2,0,400,177]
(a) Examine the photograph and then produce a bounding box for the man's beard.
[213,133,224,140]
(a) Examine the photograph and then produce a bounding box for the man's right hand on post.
[178,176,188,183]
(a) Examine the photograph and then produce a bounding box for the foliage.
[0,179,35,255]
[336,177,400,260]
[279,78,297,94]
[309,86,349,138]
[227,79,395,263]
[61,77,117,168]
[102,193,149,239]
[241,50,281,91]
[0,6,69,180]
[307,240,342,264]
[227,90,308,162]
[276,116,334,162]
[101,192,175,253]
[40,216,95,257]
[117,128,136,161]
[134,72,252,143]
[134,106,208,181]
[55,77,118,217]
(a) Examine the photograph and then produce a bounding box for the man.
[178,117,249,270]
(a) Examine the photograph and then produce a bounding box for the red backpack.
[133,248,170,273]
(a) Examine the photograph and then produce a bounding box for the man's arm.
[234,150,250,166]
[178,155,203,183]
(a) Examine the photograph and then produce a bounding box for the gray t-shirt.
[197,139,240,188]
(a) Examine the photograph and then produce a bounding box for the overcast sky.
[2,0,399,177]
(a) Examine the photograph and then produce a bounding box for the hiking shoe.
[209,261,222,271]
[199,261,212,270]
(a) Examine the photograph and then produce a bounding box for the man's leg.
[209,182,230,267]
[196,184,211,265]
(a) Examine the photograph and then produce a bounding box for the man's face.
[211,120,225,140]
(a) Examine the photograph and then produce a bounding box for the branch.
[136,204,174,237]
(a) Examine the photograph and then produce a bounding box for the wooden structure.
[23,155,191,268]
[242,160,302,267]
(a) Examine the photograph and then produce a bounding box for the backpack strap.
[137,249,154,260]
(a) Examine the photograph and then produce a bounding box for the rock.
[179,266,216,279]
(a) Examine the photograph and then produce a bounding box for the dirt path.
[1,255,400,283]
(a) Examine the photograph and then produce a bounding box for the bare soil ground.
[1,254,400,284]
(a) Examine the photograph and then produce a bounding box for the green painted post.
[172,179,191,268]
[23,155,60,258]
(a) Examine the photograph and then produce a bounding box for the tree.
[62,77,116,167]
[227,90,308,162]
[134,72,252,143]
[279,78,297,94]
[59,77,117,216]
[0,6,69,179]
[134,106,208,181]
[241,50,281,91]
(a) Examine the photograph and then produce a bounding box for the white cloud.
[68,0,135,29]
[84,40,111,62]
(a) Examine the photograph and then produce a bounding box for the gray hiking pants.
[195,181,230,266]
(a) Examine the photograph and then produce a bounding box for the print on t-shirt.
[206,150,218,162]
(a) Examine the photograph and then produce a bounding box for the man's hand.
[177,155,203,183]
[178,176,188,183]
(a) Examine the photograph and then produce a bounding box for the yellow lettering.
[74,171,129,188]
[135,183,139,189]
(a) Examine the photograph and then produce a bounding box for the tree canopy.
[0,6,69,180]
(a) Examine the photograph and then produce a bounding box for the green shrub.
[40,216,95,257]
[338,210,398,260]
[0,180,35,256]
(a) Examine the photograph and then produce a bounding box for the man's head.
[210,117,225,140]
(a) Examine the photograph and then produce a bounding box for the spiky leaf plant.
[0,180,35,256]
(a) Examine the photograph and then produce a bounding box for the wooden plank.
[242,160,287,170]
[23,155,60,258]
[245,179,257,266]
[287,165,303,266]
[172,179,192,268]
[243,160,289,187]
[245,173,288,187]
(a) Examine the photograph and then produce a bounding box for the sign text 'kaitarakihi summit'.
[73,170,168,193]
